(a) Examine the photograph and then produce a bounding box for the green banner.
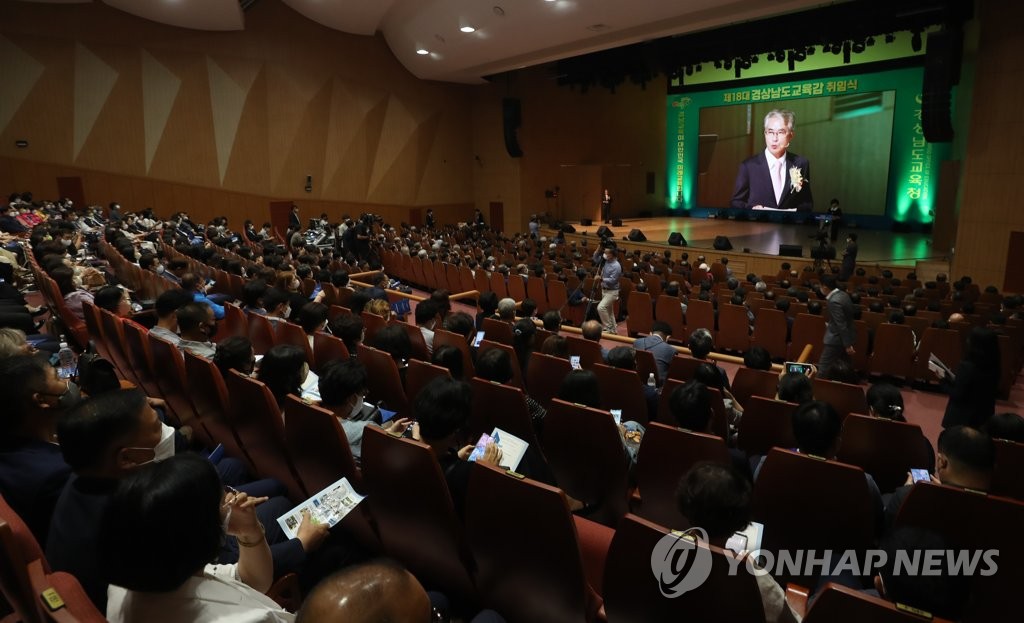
[666,67,950,223]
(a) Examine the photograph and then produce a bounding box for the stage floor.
[561,216,944,267]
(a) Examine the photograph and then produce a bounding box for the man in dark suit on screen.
[730,109,813,212]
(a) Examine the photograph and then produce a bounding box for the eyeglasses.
[764,129,790,139]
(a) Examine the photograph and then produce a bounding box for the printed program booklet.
[276,477,364,539]
[468,427,528,472]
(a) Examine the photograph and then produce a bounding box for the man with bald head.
[297,561,505,622]
[580,319,609,363]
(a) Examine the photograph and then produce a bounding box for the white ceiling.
[19,0,833,83]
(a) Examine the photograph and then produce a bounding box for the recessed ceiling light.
[416,49,429,55]
[460,26,476,33]
[544,0,556,2]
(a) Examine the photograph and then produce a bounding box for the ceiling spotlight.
[805,46,815,56]
[713,60,722,69]
[766,52,775,61]
[416,49,429,55]
[866,36,875,46]
[911,31,922,52]
[460,26,476,33]
[885,33,895,44]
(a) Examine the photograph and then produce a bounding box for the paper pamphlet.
[276,477,364,540]
[468,427,528,472]
[927,353,955,381]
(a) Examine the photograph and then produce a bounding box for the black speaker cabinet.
[611,218,623,227]
[627,229,647,242]
[596,226,614,238]
[713,235,733,251]
[502,98,524,157]
[778,244,803,257]
[668,232,686,246]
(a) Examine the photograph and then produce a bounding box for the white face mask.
[281,305,291,318]
[349,396,365,418]
[151,423,176,463]
[61,238,73,247]
[155,264,165,274]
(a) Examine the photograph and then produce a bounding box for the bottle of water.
[57,336,75,375]
[647,372,656,388]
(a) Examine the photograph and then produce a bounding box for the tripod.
[583,257,605,323]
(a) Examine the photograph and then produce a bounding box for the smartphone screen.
[468,433,494,462]
[473,331,485,348]
[785,362,812,376]
[570,355,582,370]
[57,365,77,380]
[911,468,930,483]
[610,409,622,425]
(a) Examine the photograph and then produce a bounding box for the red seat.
[182,350,249,466]
[120,321,164,401]
[686,300,716,345]
[482,317,514,346]
[223,371,308,501]
[282,395,363,492]
[357,344,411,415]
[527,276,549,314]
[717,303,751,353]
[654,295,687,342]
[731,367,780,407]
[216,303,249,344]
[603,514,769,623]
[360,312,388,344]
[0,495,106,623]
[476,340,525,389]
[146,334,194,429]
[787,313,826,362]
[360,426,476,600]
[431,329,476,379]
[992,439,1024,501]
[274,320,314,366]
[406,359,452,407]
[565,335,605,371]
[592,363,649,425]
[97,309,142,388]
[312,331,349,372]
[542,399,630,527]
[633,423,731,528]
[665,354,703,382]
[466,463,603,623]
[507,274,527,302]
[913,327,963,385]
[750,308,788,360]
[468,377,541,449]
[79,301,115,373]
[655,379,729,438]
[736,396,798,457]
[868,323,916,379]
[392,320,431,362]
[626,291,653,337]
[812,377,868,420]
[525,352,572,407]
[246,312,277,356]
[892,482,1024,623]
[837,414,934,493]
[802,582,955,623]
[753,448,876,587]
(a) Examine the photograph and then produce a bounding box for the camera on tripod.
[599,236,617,250]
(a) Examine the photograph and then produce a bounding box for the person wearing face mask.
[413,299,440,355]
[175,302,218,359]
[591,243,622,334]
[49,390,327,612]
[318,359,413,460]
[262,287,292,327]
[297,302,330,349]
[0,355,81,546]
[180,272,226,320]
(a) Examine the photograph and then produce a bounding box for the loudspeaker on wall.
[502,98,524,157]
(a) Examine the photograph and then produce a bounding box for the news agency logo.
[649,528,713,597]
[649,530,1000,598]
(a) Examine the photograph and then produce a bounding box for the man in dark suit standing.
[818,275,856,374]
[839,233,858,281]
[730,109,813,212]
[288,204,301,230]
